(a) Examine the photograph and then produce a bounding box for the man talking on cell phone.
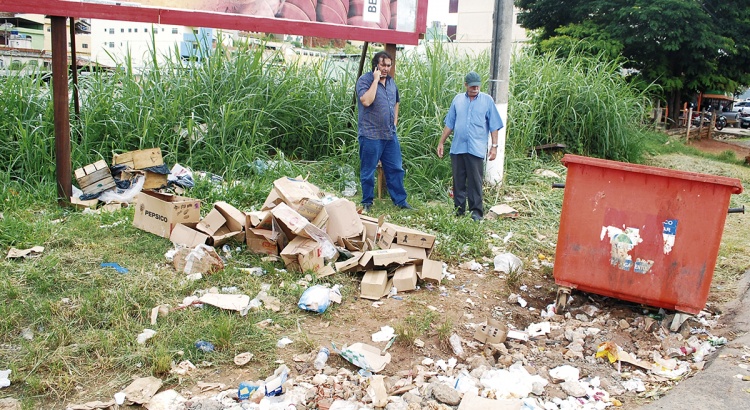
[355,50,411,214]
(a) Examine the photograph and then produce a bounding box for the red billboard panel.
[0,0,428,45]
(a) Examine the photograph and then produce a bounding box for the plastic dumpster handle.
[552,183,565,189]
[728,206,745,214]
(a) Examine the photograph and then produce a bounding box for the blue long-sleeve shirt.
[356,71,400,140]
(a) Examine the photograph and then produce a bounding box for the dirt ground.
[687,134,750,159]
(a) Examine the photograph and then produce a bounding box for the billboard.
[0,0,428,45]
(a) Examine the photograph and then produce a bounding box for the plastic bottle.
[313,347,330,370]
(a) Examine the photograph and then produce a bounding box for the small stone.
[561,379,587,397]
[619,319,630,329]
[402,392,423,405]
[431,383,461,406]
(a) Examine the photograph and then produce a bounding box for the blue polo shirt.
[444,92,503,158]
[356,71,400,140]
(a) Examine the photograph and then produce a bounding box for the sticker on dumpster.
[662,219,678,254]
[601,226,650,272]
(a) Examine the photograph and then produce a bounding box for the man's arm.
[394,102,399,126]
[437,126,453,158]
[359,70,381,107]
[488,130,499,161]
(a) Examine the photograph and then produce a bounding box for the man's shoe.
[471,214,482,222]
[362,203,372,213]
[397,203,413,210]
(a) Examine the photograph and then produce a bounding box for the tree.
[516,0,750,126]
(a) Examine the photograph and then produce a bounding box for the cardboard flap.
[196,208,227,236]
[337,342,391,373]
[170,223,210,248]
[246,210,273,229]
[271,202,312,239]
[324,198,364,243]
[360,270,388,300]
[272,176,323,210]
[214,201,246,232]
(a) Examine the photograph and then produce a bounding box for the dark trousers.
[451,153,484,218]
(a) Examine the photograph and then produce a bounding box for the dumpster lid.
[561,154,743,194]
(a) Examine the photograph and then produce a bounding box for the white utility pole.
[486,0,513,185]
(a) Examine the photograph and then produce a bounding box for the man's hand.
[437,142,444,158]
[488,147,497,161]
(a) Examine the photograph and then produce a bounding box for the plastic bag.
[298,285,332,313]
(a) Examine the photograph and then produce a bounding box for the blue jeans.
[359,136,408,206]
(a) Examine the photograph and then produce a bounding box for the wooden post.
[52,16,72,206]
[69,17,80,121]
[686,108,693,141]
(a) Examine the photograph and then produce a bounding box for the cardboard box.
[120,169,168,190]
[246,210,273,230]
[133,191,201,238]
[246,228,280,255]
[360,215,379,242]
[324,198,364,243]
[197,207,227,236]
[173,245,224,275]
[389,243,427,261]
[359,248,408,269]
[473,318,508,344]
[418,259,443,284]
[392,264,417,292]
[262,176,323,212]
[280,236,325,273]
[271,202,313,240]
[335,251,363,273]
[112,148,164,169]
[170,223,210,248]
[360,270,388,300]
[379,222,435,249]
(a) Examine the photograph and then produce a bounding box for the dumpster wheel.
[555,287,572,313]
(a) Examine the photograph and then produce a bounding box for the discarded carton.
[199,293,251,312]
[379,222,435,249]
[246,210,273,230]
[262,176,323,212]
[324,198,364,243]
[473,318,508,344]
[271,202,316,240]
[246,228,280,255]
[173,245,224,275]
[359,248,409,268]
[170,223,210,248]
[6,246,44,259]
[280,236,326,273]
[133,191,201,239]
[360,215,379,242]
[335,251,363,273]
[195,201,246,246]
[488,204,519,219]
[360,270,388,300]
[74,159,116,195]
[389,243,428,261]
[392,264,417,292]
[335,342,391,373]
[418,259,443,284]
[120,168,167,190]
[112,148,164,169]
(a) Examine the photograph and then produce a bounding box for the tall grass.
[0,40,654,202]
[509,49,654,162]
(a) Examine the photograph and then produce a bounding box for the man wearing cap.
[437,71,504,221]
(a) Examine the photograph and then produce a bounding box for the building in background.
[0,13,48,72]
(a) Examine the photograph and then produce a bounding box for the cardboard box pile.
[244,176,445,300]
[112,148,169,190]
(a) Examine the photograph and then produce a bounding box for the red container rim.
[561,154,744,194]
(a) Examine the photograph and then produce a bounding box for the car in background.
[735,100,750,117]
[740,115,750,129]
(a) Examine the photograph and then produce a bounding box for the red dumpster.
[553,154,743,314]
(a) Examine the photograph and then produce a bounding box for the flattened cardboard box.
[133,191,200,238]
[262,176,323,212]
[388,243,428,261]
[379,222,435,249]
[112,148,164,169]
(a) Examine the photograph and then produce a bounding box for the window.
[0,60,4,68]
[82,43,88,49]
[171,28,178,34]
[109,42,114,48]
[144,28,148,33]
[134,28,138,33]
[28,60,38,66]
[10,60,22,70]
[121,28,124,33]
[108,28,114,34]
[128,28,132,33]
